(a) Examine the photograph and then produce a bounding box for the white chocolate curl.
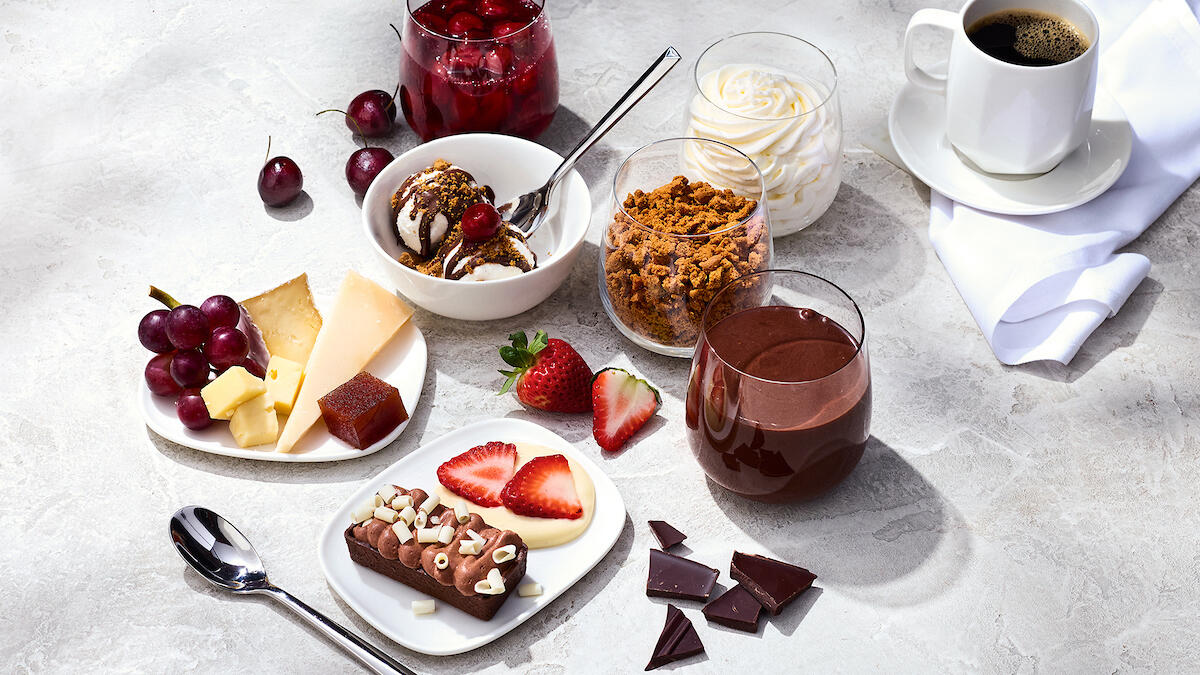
[492,544,516,564]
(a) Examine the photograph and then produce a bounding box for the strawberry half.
[592,368,661,452]
[498,330,592,413]
[436,441,518,507]
[501,454,583,519]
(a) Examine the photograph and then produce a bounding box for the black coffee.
[967,9,1090,66]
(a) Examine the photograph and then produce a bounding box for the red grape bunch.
[139,287,263,430]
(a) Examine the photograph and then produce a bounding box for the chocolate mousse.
[729,551,816,616]
[344,484,527,620]
[646,604,705,671]
[646,549,718,602]
[685,305,871,502]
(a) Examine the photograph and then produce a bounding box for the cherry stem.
[263,135,272,166]
[389,83,400,115]
[389,23,402,44]
[149,285,181,309]
[316,109,369,149]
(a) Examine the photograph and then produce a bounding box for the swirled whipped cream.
[684,64,842,236]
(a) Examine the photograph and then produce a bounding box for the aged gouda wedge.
[230,393,278,448]
[274,271,412,453]
[241,274,323,365]
[264,355,304,415]
[201,366,267,420]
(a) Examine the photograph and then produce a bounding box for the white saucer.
[140,322,426,462]
[318,417,626,655]
[888,64,1132,216]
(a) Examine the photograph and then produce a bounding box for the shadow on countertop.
[707,435,972,608]
[1015,276,1162,384]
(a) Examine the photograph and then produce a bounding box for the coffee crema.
[967,9,1090,67]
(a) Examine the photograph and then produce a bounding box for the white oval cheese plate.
[318,417,626,655]
[140,322,426,462]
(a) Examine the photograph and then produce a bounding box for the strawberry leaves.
[498,330,549,394]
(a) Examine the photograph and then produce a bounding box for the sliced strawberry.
[436,441,518,507]
[592,368,661,452]
[501,454,583,519]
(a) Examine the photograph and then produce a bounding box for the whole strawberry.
[498,330,592,413]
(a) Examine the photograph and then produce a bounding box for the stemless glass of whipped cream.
[684,32,842,237]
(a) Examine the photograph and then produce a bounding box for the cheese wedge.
[242,274,323,365]
[274,271,413,453]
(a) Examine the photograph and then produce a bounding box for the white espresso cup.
[903,0,1099,175]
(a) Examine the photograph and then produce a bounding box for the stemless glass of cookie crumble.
[599,138,773,357]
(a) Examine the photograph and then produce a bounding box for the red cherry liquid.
[401,0,559,141]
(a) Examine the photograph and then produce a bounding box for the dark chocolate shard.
[646,549,719,601]
[729,551,816,616]
[648,520,687,550]
[701,584,763,632]
[645,604,705,671]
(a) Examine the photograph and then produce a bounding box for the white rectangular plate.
[140,322,426,462]
[318,417,626,655]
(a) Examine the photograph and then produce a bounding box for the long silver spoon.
[169,505,415,675]
[500,46,682,236]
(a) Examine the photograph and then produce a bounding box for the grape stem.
[149,285,181,309]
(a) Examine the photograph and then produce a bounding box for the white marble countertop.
[3,0,1198,672]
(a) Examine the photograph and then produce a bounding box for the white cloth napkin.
[928,0,1200,365]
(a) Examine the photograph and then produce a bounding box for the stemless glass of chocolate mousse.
[399,0,559,141]
[685,270,870,502]
[600,137,773,357]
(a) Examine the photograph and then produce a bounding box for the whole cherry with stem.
[257,136,304,207]
[341,25,405,138]
[317,110,395,197]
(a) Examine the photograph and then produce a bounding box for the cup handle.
[904,8,958,93]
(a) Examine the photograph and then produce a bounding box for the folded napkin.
[928,0,1200,365]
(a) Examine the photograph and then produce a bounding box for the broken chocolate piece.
[648,520,686,550]
[701,585,762,632]
[645,604,705,671]
[729,551,816,616]
[646,549,718,601]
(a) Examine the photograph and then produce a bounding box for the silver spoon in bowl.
[499,46,682,236]
[169,505,415,675]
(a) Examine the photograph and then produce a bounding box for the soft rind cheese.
[241,274,323,365]
[201,366,267,420]
[273,271,413,453]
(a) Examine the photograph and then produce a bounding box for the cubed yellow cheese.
[200,366,267,420]
[264,355,305,415]
[229,393,279,448]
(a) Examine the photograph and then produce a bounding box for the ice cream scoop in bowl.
[362,133,591,321]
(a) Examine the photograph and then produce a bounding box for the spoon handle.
[547,46,682,187]
[263,585,416,675]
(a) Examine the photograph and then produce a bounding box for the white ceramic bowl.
[362,134,591,321]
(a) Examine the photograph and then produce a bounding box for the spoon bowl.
[170,505,270,593]
[169,506,413,674]
[499,46,682,237]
